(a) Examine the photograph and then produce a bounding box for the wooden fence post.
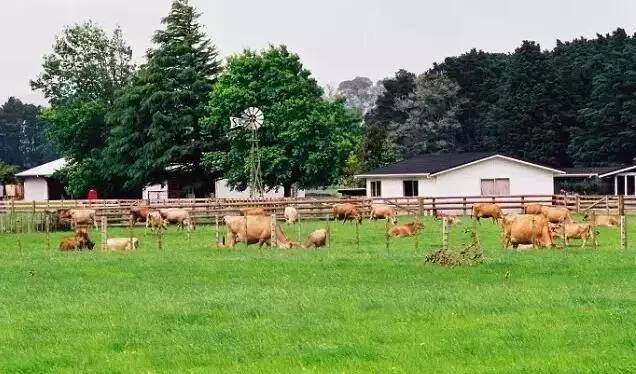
[418,198,424,217]
[215,213,219,248]
[619,195,626,251]
[520,195,525,214]
[270,214,277,248]
[385,219,390,255]
[531,217,536,249]
[100,216,107,251]
[30,201,35,233]
[45,215,51,252]
[355,219,360,250]
[432,198,436,217]
[591,210,597,250]
[576,194,581,213]
[605,196,609,215]
[326,214,331,248]
[442,217,449,251]
[244,215,249,249]
[463,197,468,216]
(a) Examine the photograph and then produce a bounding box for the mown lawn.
[0,216,635,373]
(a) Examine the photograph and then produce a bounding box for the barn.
[15,158,67,201]
[355,153,564,198]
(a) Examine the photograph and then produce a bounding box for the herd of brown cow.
[53,201,618,252]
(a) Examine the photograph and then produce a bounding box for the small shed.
[556,165,636,195]
[15,158,67,201]
[355,153,564,198]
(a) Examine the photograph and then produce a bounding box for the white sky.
[2,0,636,105]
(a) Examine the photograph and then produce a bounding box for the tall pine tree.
[107,0,221,190]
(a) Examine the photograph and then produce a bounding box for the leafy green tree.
[392,72,466,157]
[0,163,18,184]
[31,21,133,196]
[106,0,221,191]
[204,46,361,195]
[0,97,56,168]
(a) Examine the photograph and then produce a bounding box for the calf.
[146,211,167,232]
[304,229,327,248]
[129,205,151,225]
[541,206,572,224]
[585,214,619,227]
[549,222,596,247]
[59,229,95,251]
[388,222,425,238]
[106,238,139,251]
[160,208,195,231]
[284,206,299,224]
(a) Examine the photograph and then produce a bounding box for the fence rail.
[0,194,632,231]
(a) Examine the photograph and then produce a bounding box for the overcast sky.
[2,0,636,105]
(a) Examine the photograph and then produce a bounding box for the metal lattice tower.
[230,107,265,198]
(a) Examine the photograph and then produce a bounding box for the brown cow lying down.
[369,204,398,224]
[541,206,572,224]
[159,208,195,231]
[305,229,327,248]
[333,203,363,224]
[58,208,98,230]
[129,205,151,225]
[240,207,266,216]
[549,223,597,247]
[388,222,425,238]
[219,215,301,248]
[524,204,544,215]
[146,211,167,232]
[472,203,503,223]
[59,229,95,251]
[106,238,139,251]
[503,214,552,248]
[584,214,619,227]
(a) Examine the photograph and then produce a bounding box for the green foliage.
[0,97,56,169]
[31,21,134,196]
[0,163,18,184]
[0,218,634,371]
[204,46,361,193]
[106,0,221,189]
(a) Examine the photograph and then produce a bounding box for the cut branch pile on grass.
[425,226,483,267]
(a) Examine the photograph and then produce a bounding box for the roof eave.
[354,173,431,179]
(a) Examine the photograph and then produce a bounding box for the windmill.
[230,107,265,198]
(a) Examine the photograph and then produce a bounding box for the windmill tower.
[230,107,265,198]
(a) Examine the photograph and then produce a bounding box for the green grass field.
[1,216,635,373]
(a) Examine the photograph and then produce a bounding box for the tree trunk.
[283,183,292,198]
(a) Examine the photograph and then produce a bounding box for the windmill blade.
[243,107,264,129]
[230,117,244,129]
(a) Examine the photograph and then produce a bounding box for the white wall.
[214,179,305,199]
[435,157,554,196]
[365,157,555,198]
[142,183,168,201]
[23,177,49,201]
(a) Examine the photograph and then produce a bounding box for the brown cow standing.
[332,203,363,224]
[304,229,327,248]
[503,214,552,248]
[549,222,597,247]
[146,211,167,232]
[159,208,195,231]
[472,203,503,223]
[219,215,300,249]
[57,209,99,230]
[524,204,544,215]
[129,205,151,225]
[540,206,572,224]
[388,222,425,238]
[59,229,95,251]
[369,204,398,225]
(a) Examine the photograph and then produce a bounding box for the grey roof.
[357,152,562,176]
[557,165,631,177]
[15,158,67,177]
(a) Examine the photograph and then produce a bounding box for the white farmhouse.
[355,153,564,198]
[15,158,67,201]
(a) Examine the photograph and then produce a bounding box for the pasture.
[0,216,635,372]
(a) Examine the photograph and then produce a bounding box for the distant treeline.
[359,28,636,171]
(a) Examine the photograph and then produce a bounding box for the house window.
[481,178,510,196]
[403,180,419,197]
[370,181,382,197]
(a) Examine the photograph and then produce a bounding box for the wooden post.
[45,215,51,252]
[30,201,35,233]
[591,210,597,250]
[576,194,581,213]
[619,195,626,250]
[520,195,525,214]
[418,198,424,217]
[244,215,249,249]
[270,214,277,248]
[432,197,436,217]
[385,219,390,255]
[463,197,467,216]
[326,214,331,248]
[100,216,107,251]
[605,196,609,215]
[215,213,219,248]
[561,221,567,249]
[442,217,449,251]
[531,217,536,249]
[414,218,419,255]
[355,219,360,250]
